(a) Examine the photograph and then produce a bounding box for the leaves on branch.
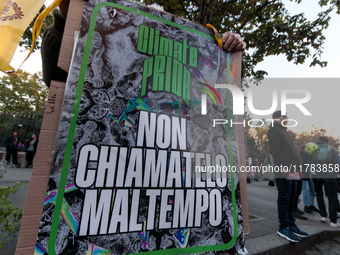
[140,0,339,79]
[0,71,48,113]
[0,182,26,248]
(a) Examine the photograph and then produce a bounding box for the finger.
[241,41,246,51]
[222,33,236,50]
[223,35,237,51]
[221,32,232,44]
[225,35,239,52]
[232,41,246,53]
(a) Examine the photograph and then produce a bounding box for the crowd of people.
[4,131,39,168]
[267,110,340,243]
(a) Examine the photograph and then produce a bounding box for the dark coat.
[4,135,19,150]
[315,141,340,178]
[267,121,302,176]
[41,10,67,88]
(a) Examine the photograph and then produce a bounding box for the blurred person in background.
[268,111,308,242]
[25,134,39,168]
[312,136,340,227]
[4,131,20,167]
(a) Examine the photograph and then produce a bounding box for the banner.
[0,0,44,73]
[36,1,246,254]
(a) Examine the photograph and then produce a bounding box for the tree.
[246,119,271,163]
[0,71,48,113]
[295,130,338,150]
[141,0,340,78]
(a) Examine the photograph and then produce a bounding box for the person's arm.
[331,147,340,165]
[268,129,290,177]
[17,137,23,149]
[4,136,10,147]
[34,139,39,151]
[58,0,69,18]
[269,154,274,166]
[301,152,311,179]
[267,128,286,167]
[41,9,68,87]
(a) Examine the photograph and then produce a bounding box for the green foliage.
[246,121,270,163]
[19,5,53,52]
[0,71,48,113]
[141,0,339,78]
[0,182,25,248]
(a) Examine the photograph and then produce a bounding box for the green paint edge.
[48,2,238,254]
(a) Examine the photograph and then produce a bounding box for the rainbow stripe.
[85,243,111,255]
[61,198,79,235]
[34,242,47,255]
[139,220,150,250]
[44,184,80,235]
[173,228,191,248]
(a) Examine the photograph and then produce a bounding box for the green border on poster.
[48,2,239,254]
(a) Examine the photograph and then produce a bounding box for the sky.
[5,0,340,138]
[244,78,340,138]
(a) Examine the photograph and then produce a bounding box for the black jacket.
[267,122,302,174]
[41,10,68,88]
[4,135,19,150]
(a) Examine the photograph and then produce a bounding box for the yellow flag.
[0,0,45,73]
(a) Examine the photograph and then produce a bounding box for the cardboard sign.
[33,0,246,254]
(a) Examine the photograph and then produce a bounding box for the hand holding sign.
[222,32,246,53]
[58,0,70,18]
